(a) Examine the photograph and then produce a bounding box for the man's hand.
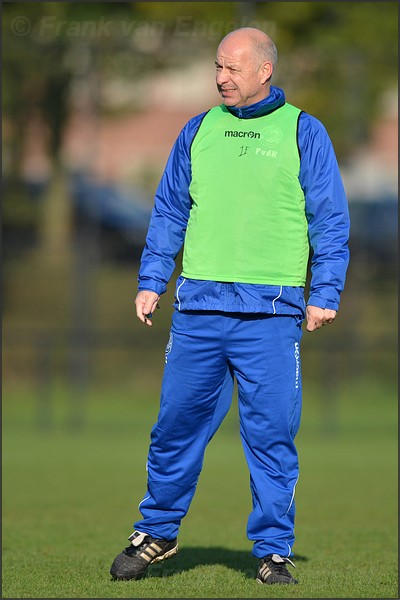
[135,290,160,327]
[306,305,337,332]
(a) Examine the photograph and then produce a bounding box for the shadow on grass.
[147,547,309,580]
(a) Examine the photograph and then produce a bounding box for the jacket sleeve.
[137,113,206,295]
[298,112,350,311]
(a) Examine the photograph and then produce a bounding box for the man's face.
[215,40,270,108]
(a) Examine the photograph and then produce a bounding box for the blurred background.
[2,3,397,441]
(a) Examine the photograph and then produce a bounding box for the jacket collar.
[226,86,285,119]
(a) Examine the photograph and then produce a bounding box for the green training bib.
[182,103,309,286]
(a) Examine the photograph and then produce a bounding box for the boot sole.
[256,576,298,585]
[151,543,179,564]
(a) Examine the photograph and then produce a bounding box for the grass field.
[2,374,397,599]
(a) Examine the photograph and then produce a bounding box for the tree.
[2,1,398,257]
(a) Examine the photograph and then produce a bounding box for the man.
[110,27,350,585]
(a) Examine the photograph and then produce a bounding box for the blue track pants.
[134,310,303,558]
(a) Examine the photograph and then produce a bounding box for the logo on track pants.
[165,332,173,364]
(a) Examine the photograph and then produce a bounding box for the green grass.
[2,377,398,598]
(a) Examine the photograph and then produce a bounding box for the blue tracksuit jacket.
[138,86,350,315]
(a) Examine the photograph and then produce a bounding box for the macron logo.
[225,130,260,139]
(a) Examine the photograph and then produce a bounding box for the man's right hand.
[135,290,160,326]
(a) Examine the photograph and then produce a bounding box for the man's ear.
[261,61,273,84]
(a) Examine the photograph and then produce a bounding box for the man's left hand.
[306,305,337,332]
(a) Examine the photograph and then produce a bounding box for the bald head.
[215,28,277,107]
[218,28,277,73]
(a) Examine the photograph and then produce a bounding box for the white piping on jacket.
[272,285,283,314]
[176,277,186,311]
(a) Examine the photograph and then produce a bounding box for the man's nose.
[216,68,229,85]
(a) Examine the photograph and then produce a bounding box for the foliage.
[2,2,398,266]
[3,2,398,161]
[258,2,398,154]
